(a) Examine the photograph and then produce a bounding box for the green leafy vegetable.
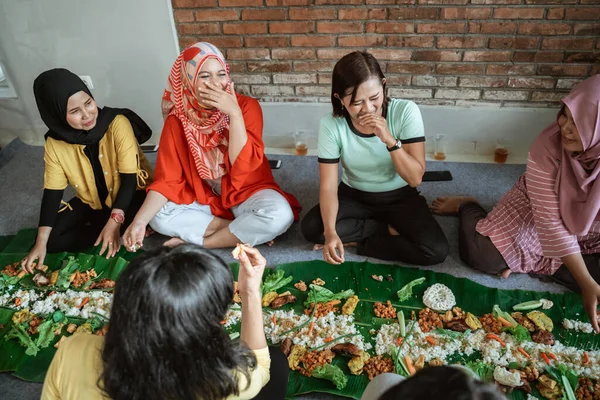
[398,311,406,337]
[396,277,425,302]
[86,316,105,331]
[434,327,469,340]
[5,323,40,356]
[0,274,21,289]
[311,364,348,390]
[304,285,354,307]
[261,270,293,295]
[546,364,579,394]
[390,346,409,377]
[55,256,81,289]
[492,305,531,343]
[35,319,60,349]
[52,311,66,323]
[465,361,494,382]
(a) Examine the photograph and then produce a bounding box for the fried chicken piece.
[348,350,370,375]
[288,345,307,371]
[280,338,293,357]
[511,312,535,332]
[88,278,116,290]
[531,330,555,346]
[270,295,296,309]
[261,291,278,307]
[331,343,360,357]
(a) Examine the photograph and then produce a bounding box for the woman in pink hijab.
[431,75,600,331]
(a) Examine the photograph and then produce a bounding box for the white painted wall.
[0,0,179,147]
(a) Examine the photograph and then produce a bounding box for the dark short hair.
[378,366,506,400]
[331,51,387,117]
[100,244,256,400]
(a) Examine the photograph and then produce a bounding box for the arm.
[319,163,344,264]
[388,142,426,187]
[122,190,168,251]
[227,108,247,166]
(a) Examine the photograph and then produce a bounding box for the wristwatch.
[387,139,402,152]
[111,212,125,224]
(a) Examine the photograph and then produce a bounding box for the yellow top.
[43,115,153,210]
[41,334,271,400]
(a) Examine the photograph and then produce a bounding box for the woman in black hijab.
[22,68,153,272]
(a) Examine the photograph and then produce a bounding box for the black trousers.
[458,202,600,293]
[45,190,146,253]
[251,347,289,400]
[301,183,449,265]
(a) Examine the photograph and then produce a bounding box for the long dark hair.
[378,366,505,400]
[331,51,388,118]
[100,244,256,400]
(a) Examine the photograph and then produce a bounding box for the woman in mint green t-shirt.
[301,51,448,265]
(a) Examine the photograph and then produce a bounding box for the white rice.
[562,318,595,334]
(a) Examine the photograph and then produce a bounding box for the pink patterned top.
[476,154,600,275]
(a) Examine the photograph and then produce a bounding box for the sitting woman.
[22,68,152,272]
[42,244,289,400]
[301,51,448,265]
[431,75,600,332]
[123,42,300,251]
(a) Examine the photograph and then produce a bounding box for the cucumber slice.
[513,300,543,311]
[398,311,406,337]
[562,375,577,400]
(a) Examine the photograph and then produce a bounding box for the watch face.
[112,213,125,223]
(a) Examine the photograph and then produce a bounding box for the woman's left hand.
[359,114,395,148]
[198,82,241,118]
[95,219,121,259]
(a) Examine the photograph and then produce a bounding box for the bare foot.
[164,237,185,247]
[267,240,275,247]
[430,196,478,216]
[312,242,357,251]
[388,225,399,236]
[145,227,155,238]
[499,268,512,279]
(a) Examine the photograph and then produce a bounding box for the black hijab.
[33,68,151,145]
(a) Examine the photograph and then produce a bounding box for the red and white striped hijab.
[161,42,230,180]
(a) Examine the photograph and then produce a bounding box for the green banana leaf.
[0,235,15,253]
[1,229,37,253]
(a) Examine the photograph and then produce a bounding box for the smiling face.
[558,105,584,153]
[65,91,98,131]
[336,77,386,123]
[195,57,228,109]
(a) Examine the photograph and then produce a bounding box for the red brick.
[242,10,287,21]
[390,8,439,20]
[178,23,220,35]
[245,36,288,47]
[290,8,336,20]
[228,62,246,73]
[174,10,194,23]
[440,7,491,19]
[519,23,571,35]
[230,74,270,85]
[220,0,262,5]
[542,38,594,50]
[247,62,291,72]
[468,22,516,34]
[512,51,564,63]
[565,8,600,20]
[270,21,314,34]
[172,0,215,7]
[435,89,480,99]
[493,8,545,19]
[293,61,336,71]
[223,23,266,35]
[463,51,511,62]
[387,63,434,74]
[252,86,295,97]
[389,88,433,99]
[273,73,318,84]
[205,37,243,48]
[318,22,363,34]
[296,86,330,96]
[227,49,269,60]
[317,49,353,60]
[524,0,577,4]
[538,65,589,76]
[564,52,600,63]
[314,0,362,4]
[318,73,332,84]
[194,10,238,21]
[556,78,583,89]
[412,50,461,61]
[388,36,435,48]
[179,37,197,49]
[272,49,315,59]
[417,22,465,34]
[592,65,600,74]
[436,64,484,74]
[369,49,412,60]
[459,77,506,87]
[367,22,415,34]
[486,64,536,75]
[386,76,412,86]
[367,0,414,3]
[418,0,469,4]
[546,8,565,19]
[470,0,519,3]
[483,90,529,101]
[489,37,539,49]
[437,36,486,48]
[412,76,458,86]
[508,77,556,89]
[339,8,387,20]
[581,0,600,4]
[265,0,310,4]
[291,36,335,47]
[531,91,565,102]
[338,36,385,47]
[574,24,600,35]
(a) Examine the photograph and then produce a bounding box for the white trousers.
[149,189,294,246]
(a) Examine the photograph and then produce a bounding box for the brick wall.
[172,0,600,107]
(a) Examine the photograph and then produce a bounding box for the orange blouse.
[148,94,301,220]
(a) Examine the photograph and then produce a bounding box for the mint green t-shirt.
[317,98,425,192]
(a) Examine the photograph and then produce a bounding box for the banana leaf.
[1,229,37,253]
[0,235,15,253]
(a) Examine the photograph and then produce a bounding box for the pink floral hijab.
[529,75,600,236]
[162,42,230,180]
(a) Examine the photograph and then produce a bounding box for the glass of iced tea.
[293,130,308,156]
[433,134,448,161]
[494,140,509,164]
